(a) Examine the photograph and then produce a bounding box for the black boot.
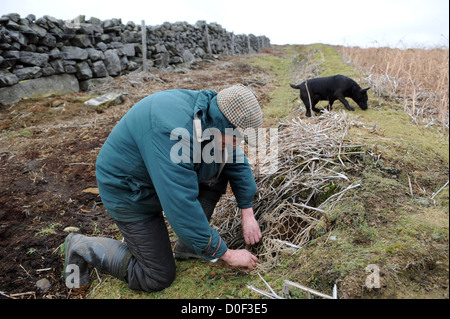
[63,233,132,290]
[174,197,217,260]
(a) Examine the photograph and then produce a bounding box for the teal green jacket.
[95,89,257,260]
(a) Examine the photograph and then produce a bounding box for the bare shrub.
[338,45,449,129]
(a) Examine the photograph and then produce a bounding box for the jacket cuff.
[201,234,228,261]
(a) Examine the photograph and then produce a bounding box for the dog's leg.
[300,96,312,117]
[311,98,322,114]
[327,99,335,111]
[337,96,355,111]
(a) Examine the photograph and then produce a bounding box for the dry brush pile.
[212,111,367,271]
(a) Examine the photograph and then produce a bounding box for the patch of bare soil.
[0,52,276,299]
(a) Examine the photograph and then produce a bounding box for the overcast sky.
[1,0,448,47]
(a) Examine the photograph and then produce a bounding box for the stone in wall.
[0,73,79,105]
[104,49,121,76]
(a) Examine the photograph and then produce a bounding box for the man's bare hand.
[220,249,258,271]
[241,207,262,246]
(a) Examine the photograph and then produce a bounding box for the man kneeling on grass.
[63,84,263,292]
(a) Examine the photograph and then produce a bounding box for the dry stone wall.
[0,13,270,105]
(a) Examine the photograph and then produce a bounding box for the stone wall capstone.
[0,13,271,105]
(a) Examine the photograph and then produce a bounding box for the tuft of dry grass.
[337,45,449,130]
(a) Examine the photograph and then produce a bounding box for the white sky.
[1,0,448,47]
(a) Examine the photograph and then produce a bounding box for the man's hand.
[241,207,262,245]
[220,249,258,271]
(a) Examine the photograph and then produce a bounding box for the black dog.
[290,75,370,117]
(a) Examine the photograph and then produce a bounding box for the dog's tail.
[290,83,301,89]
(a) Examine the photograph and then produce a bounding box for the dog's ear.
[362,87,370,92]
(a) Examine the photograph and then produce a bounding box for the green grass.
[289,45,448,299]
[88,260,258,299]
[310,43,357,77]
[35,223,60,237]
[249,44,449,299]
[246,46,299,124]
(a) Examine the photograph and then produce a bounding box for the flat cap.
[217,84,263,146]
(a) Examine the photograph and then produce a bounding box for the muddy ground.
[0,52,274,299]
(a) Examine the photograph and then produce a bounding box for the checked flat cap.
[217,84,263,147]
